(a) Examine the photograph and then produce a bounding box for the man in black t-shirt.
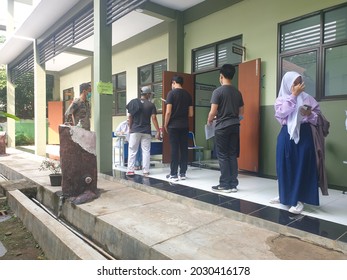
[164,75,193,181]
[126,86,160,176]
[207,64,244,193]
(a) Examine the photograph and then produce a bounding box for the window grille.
[38,3,93,64]
[106,0,147,25]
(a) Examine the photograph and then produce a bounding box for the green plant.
[0,111,20,121]
[15,132,34,145]
[39,158,61,174]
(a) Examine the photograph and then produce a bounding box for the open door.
[162,71,195,163]
[238,58,261,172]
[48,101,63,144]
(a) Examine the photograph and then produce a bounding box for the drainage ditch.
[0,172,115,260]
[30,197,116,260]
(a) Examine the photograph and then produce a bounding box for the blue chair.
[188,131,204,168]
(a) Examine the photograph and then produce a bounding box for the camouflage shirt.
[64,98,91,130]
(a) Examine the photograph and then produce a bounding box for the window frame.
[138,59,167,113]
[112,71,127,116]
[278,3,347,101]
[192,35,243,74]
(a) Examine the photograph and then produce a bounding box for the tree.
[14,72,35,119]
[0,66,34,120]
[0,66,54,120]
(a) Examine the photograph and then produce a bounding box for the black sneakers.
[166,174,179,181]
[211,185,237,193]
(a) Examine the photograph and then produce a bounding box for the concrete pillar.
[168,12,184,72]
[5,0,15,148]
[33,40,47,156]
[6,67,16,148]
[93,0,113,173]
[6,0,15,36]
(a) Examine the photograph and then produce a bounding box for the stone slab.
[96,199,221,259]
[153,217,279,259]
[6,189,107,260]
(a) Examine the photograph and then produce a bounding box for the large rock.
[59,125,98,204]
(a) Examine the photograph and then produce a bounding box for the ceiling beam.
[15,0,33,4]
[184,0,244,24]
[64,47,93,57]
[140,1,177,21]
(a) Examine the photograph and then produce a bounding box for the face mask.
[87,92,92,101]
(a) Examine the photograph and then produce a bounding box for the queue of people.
[68,65,329,216]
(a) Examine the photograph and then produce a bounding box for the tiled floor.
[112,161,347,244]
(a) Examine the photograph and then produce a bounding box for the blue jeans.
[215,124,240,188]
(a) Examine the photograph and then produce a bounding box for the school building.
[0,0,346,191]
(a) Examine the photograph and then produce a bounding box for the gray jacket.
[311,113,330,196]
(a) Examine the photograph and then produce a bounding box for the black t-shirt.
[130,99,157,134]
[166,88,192,129]
[210,85,244,130]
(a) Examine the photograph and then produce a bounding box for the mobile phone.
[302,105,312,110]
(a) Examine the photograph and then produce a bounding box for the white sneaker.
[288,201,304,214]
[269,196,280,204]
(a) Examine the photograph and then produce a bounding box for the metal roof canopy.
[0,0,204,70]
[1,0,242,77]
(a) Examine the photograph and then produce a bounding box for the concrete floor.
[1,147,347,260]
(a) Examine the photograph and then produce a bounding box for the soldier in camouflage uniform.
[64,82,92,130]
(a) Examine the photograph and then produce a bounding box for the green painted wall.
[57,0,347,190]
[183,0,347,190]
[259,102,347,190]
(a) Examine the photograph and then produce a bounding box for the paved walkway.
[1,148,347,259]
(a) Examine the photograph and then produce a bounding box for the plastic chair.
[188,131,204,168]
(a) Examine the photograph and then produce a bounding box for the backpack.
[126,98,143,116]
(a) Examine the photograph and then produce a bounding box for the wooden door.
[162,71,195,163]
[48,101,63,144]
[238,58,261,172]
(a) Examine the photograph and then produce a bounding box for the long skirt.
[276,123,319,206]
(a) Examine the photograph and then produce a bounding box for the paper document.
[205,121,216,140]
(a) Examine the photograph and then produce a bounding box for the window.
[112,72,126,116]
[278,3,347,100]
[192,36,243,73]
[138,60,167,112]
